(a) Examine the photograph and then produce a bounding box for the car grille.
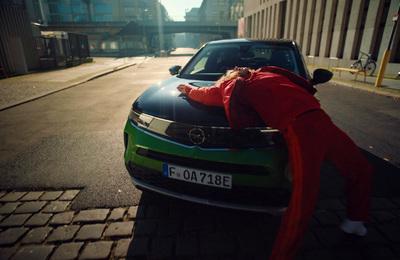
[126,162,290,207]
[136,148,269,176]
[163,123,285,149]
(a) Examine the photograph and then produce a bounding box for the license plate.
[162,163,232,189]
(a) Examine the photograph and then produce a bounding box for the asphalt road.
[0,54,399,211]
[316,82,400,199]
[0,55,192,210]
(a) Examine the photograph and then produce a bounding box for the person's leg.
[324,123,374,222]
[270,122,326,260]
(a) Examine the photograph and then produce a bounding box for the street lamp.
[142,9,148,55]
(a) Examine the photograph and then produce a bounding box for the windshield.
[179,43,300,81]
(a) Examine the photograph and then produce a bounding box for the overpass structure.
[45,20,239,57]
[118,20,239,39]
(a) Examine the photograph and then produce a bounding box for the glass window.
[93,15,112,21]
[110,42,118,49]
[93,4,112,14]
[180,43,300,80]
[49,4,71,14]
[44,0,66,2]
[47,14,69,21]
[73,15,88,22]
[72,4,87,14]
[213,10,218,20]
[124,7,134,13]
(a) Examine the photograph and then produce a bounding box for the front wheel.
[365,61,376,76]
[350,61,362,74]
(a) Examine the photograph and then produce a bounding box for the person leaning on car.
[177,66,374,260]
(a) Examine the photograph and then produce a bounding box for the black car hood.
[133,76,229,126]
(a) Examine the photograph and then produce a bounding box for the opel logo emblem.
[189,128,206,145]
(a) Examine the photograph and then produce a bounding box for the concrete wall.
[0,2,40,76]
[244,0,400,76]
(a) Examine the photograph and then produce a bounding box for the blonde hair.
[216,69,254,84]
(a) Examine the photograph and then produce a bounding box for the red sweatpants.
[269,109,374,260]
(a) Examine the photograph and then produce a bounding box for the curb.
[329,78,400,99]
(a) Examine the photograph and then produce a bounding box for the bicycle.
[350,51,376,76]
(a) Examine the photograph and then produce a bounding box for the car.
[123,38,332,213]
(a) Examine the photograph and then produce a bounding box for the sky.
[160,0,203,21]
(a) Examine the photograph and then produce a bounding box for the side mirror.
[310,69,333,85]
[169,65,181,76]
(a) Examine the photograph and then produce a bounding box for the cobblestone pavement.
[1,189,400,260]
[0,189,137,260]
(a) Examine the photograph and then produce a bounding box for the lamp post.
[142,9,148,55]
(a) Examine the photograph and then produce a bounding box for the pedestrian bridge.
[117,20,238,39]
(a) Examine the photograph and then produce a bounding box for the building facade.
[1,0,41,76]
[185,8,200,22]
[30,0,168,24]
[244,0,400,76]
[199,0,244,22]
[28,0,170,57]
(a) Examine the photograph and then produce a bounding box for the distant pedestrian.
[177,66,374,260]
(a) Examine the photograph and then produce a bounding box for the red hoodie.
[185,66,321,132]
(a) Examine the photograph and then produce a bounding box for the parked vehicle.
[124,39,332,213]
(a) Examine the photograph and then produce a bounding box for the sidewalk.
[0,56,148,111]
[308,66,400,98]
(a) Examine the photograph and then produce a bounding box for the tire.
[365,61,376,76]
[350,61,362,74]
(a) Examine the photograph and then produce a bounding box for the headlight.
[128,109,154,129]
[128,109,171,136]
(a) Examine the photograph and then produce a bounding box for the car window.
[192,49,212,73]
[180,43,300,81]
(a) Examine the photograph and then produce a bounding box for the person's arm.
[177,83,224,107]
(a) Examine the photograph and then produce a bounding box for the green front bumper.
[124,120,290,189]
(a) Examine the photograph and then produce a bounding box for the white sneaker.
[340,219,367,236]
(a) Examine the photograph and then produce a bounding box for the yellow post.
[375,50,391,87]
[376,4,400,87]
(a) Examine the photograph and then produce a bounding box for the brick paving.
[0,189,400,259]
